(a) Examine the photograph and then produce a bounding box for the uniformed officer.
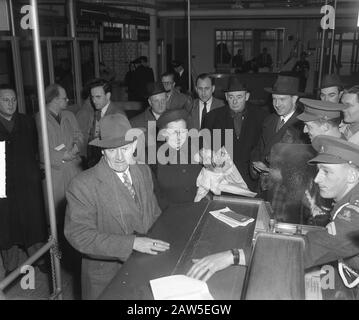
[318,73,344,103]
[187,135,359,282]
[304,135,359,270]
[297,98,345,142]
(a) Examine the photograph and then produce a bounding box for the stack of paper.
[209,207,254,228]
[150,275,214,300]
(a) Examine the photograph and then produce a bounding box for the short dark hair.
[161,72,175,81]
[196,73,214,86]
[88,78,112,94]
[45,83,62,104]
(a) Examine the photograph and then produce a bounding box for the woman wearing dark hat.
[152,109,202,208]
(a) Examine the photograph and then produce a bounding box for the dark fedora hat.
[89,113,142,148]
[265,75,304,96]
[147,82,166,98]
[157,109,189,129]
[171,60,183,68]
[318,73,344,90]
[224,77,247,92]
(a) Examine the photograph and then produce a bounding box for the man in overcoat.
[0,85,47,276]
[64,113,169,299]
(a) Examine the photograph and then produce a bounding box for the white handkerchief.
[55,143,66,151]
[150,275,214,300]
[209,207,254,228]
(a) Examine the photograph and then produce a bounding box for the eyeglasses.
[0,98,17,103]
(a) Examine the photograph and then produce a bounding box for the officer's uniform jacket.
[304,182,359,269]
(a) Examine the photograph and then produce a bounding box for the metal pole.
[68,0,82,104]
[30,0,62,299]
[8,0,15,37]
[0,240,54,291]
[187,0,191,92]
[329,0,337,74]
[318,0,328,90]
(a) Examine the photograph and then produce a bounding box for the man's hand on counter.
[133,237,170,255]
[186,250,234,282]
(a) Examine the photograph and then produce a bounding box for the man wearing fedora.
[319,73,344,103]
[64,113,170,300]
[251,74,309,190]
[203,77,268,191]
[130,82,167,129]
[187,73,225,131]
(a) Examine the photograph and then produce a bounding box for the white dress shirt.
[116,167,132,185]
[199,97,213,124]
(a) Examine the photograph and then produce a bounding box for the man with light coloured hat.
[297,98,345,142]
[64,113,170,300]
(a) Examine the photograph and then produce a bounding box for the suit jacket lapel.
[267,110,300,148]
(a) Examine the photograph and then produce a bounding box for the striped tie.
[122,172,137,200]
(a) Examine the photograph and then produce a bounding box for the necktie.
[232,112,244,138]
[201,101,207,128]
[90,110,101,140]
[122,171,137,202]
[276,118,285,133]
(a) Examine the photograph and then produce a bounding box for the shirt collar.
[116,167,131,184]
[101,102,111,117]
[281,110,296,123]
[200,97,213,111]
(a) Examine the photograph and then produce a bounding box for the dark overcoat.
[203,104,269,191]
[0,113,47,249]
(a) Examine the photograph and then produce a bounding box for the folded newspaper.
[209,207,254,228]
[193,147,256,202]
[150,275,214,300]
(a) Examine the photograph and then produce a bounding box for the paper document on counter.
[209,207,254,228]
[150,275,214,300]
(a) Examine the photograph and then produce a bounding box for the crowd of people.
[1,58,359,299]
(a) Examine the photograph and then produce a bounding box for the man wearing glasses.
[35,83,83,229]
[161,72,192,112]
